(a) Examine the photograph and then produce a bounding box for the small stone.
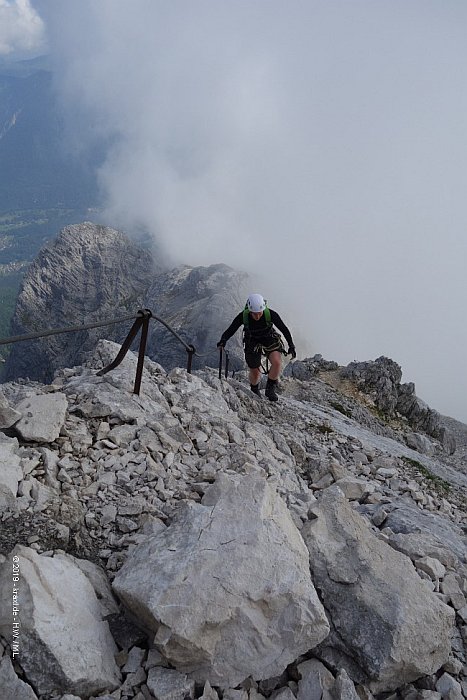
[435,673,462,700]
[146,667,195,700]
[415,557,446,581]
[122,646,146,673]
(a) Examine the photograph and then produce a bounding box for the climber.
[217,293,296,401]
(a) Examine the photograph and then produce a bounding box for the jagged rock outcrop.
[3,222,248,383]
[340,356,403,415]
[284,354,339,381]
[339,357,456,453]
[0,340,465,699]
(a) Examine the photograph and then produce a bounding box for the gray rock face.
[144,264,248,372]
[113,471,330,687]
[382,501,467,563]
[283,354,339,381]
[3,223,248,383]
[302,485,455,692]
[14,392,68,442]
[3,222,158,383]
[0,655,38,699]
[0,546,121,697]
[0,434,22,496]
[340,356,402,415]
[0,389,21,428]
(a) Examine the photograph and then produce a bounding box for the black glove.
[217,341,225,349]
[288,345,296,359]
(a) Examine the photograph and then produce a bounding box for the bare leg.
[249,367,261,385]
[268,351,282,381]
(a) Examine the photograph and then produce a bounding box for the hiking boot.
[265,378,278,402]
[250,383,261,396]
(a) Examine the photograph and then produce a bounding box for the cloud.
[0,0,46,57]
[38,0,467,422]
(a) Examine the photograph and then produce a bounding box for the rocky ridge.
[0,341,465,700]
[2,223,248,383]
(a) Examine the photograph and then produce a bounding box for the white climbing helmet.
[246,293,266,313]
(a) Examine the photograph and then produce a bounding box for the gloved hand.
[288,345,296,359]
[217,341,225,349]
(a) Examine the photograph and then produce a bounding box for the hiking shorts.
[244,333,285,369]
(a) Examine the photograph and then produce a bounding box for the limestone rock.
[405,432,435,456]
[297,658,335,700]
[14,393,68,443]
[0,389,21,428]
[0,655,38,699]
[146,667,195,700]
[3,222,157,383]
[0,546,121,697]
[332,668,360,700]
[113,472,330,686]
[383,502,467,563]
[302,485,455,692]
[144,263,248,372]
[0,434,22,496]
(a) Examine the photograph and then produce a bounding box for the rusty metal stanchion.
[97,309,153,395]
[186,345,196,374]
[218,346,223,379]
[133,310,152,395]
[217,346,230,379]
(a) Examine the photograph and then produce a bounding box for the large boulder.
[113,471,330,687]
[301,485,455,692]
[0,546,121,697]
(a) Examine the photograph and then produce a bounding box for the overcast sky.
[4,0,467,422]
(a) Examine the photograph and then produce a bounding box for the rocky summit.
[0,340,466,700]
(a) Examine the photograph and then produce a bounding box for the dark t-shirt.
[220,309,293,347]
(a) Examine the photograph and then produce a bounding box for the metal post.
[218,347,223,379]
[186,345,195,374]
[133,310,151,395]
[96,314,144,377]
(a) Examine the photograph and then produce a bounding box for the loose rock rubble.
[0,340,465,700]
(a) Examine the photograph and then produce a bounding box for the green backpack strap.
[243,305,271,328]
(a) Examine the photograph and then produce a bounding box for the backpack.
[242,304,272,328]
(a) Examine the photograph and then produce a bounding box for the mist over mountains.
[0,4,467,694]
[0,56,99,210]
